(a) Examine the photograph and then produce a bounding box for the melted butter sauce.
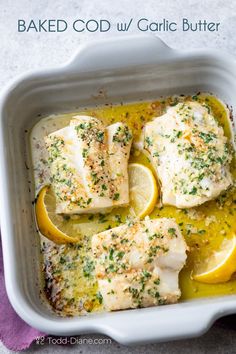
[30,94,236,316]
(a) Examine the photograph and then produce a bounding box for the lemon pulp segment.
[35,186,79,244]
[128,163,158,219]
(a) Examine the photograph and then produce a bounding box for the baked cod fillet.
[142,101,233,208]
[92,218,187,311]
[45,116,132,214]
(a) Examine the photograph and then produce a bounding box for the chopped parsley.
[145,136,153,147]
[96,291,103,304]
[83,258,95,278]
[189,186,198,195]
[113,193,120,201]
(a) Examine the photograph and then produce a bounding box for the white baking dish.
[1,35,236,345]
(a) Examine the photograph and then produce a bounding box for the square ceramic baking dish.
[1,35,236,345]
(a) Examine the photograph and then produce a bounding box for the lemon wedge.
[193,236,236,284]
[35,186,79,244]
[128,163,158,219]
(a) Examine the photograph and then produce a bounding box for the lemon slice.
[193,236,236,284]
[128,163,158,219]
[35,186,79,244]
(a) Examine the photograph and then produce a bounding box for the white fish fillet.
[143,101,233,208]
[45,116,132,214]
[92,218,187,311]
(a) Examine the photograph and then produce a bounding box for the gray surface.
[1,318,236,353]
[1,0,236,352]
